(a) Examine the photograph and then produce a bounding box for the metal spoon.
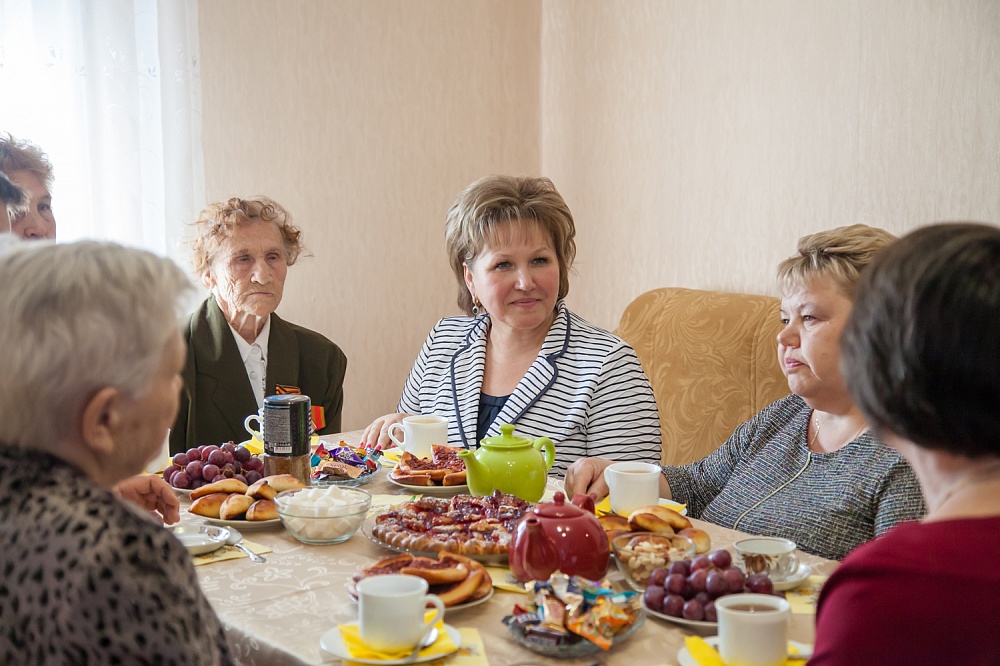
[226,527,265,563]
[405,627,438,663]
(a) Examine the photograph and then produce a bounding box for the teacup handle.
[420,594,445,643]
[244,413,262,439]
[387,422,406,449]
[783,551,799,578]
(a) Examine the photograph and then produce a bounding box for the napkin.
[192,540,271,566]
[380,448,403,464]
[784,574,829,615]
[684,636,808,666]
[483,566,530,593]
[343,628,488,666]
[339,620,456,661]
[594,496,687,517]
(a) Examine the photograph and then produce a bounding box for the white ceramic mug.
[734,537,799,582]
[716,593,791,666]
[357,574,444,652]
[603,461,661,516]
[387,415,448,459]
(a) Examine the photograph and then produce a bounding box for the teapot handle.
[534,437,556,471]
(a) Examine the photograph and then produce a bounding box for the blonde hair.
[190,196,304,275]
[445,175,577,315]
[777,224,898,297]
[0,133,54,190]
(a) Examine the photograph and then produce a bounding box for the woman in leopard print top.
[0,240,233,665]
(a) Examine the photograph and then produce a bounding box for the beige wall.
[198,0,541,430]
[543,0,1000,331]
[199,0,999,431]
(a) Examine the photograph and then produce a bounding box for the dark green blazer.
[169,298,347,455]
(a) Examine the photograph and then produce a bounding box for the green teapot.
[457,424,556,502]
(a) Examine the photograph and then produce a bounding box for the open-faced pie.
[389,444,467,487]
[371,490,531,556]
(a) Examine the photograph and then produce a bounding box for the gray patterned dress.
[661,395,926,560]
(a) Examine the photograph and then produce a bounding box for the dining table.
[179,431,837,666]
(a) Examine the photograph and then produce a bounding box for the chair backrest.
[616,287,790,466]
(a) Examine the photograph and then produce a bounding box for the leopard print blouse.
[0,445,234,665]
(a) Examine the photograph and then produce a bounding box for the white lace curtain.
[0,0,202,263]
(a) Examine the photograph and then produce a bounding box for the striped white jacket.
[398,301,663,476]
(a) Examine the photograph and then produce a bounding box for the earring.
[471,298,482,316]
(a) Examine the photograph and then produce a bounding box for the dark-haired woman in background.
[812,223,1000,665]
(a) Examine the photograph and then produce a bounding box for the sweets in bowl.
[613,532,696,590]
[274,486,371,545]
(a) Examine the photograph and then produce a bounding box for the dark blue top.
[475,393,510,444]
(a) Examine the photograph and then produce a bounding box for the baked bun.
[190,478,249,500]
[246,498,278,521]
[678,527,711,554]
[627,505,691,534]
[219,494,255,520]
[442,471,467,486]
[189,492,229,518]
[245,479,277,501]
[262,474,307,493]
[598,514,630,532]
[399,557,469,585]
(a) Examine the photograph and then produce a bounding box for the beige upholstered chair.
[616,288,790,467]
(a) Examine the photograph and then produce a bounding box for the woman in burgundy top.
[812,223,1000,665]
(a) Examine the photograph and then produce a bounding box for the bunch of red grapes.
[163,442,263,490]
[642,549,776,622]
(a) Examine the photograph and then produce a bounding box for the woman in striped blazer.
[362,175,661,476]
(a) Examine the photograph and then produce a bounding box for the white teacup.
[734,537,799,582]
[716,593,791,666]
[387,415,448,459]
[357,574,444,652]
[603,461,661,516]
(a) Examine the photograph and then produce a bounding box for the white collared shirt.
[229,316,271,409]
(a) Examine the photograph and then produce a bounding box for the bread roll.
[219,493,255,520]
[627,505,691,533]
[678,527,711,554]
[262,474,307,493]
[598,514,630,532]
[246,498,278,521]
[190,478,249,500]
[245,479,277,501]
[189,492,229,518]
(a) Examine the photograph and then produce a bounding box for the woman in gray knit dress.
[566,225,926,560]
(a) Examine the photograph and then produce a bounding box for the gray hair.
[0,240,194,448]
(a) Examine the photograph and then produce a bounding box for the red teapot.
[509,491,610,582]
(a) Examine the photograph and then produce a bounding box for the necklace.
[935,463,1000,513]
[809,413,867,452]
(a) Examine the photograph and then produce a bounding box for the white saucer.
[387,475,469,496]
[677,636,812,666]
[320,623,461,665]
[772,562,813,591]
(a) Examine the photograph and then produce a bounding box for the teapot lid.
[480,423,530,448]
[533,492,587,519]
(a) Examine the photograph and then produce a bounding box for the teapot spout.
[457,448,492,496]
[510,516,559,582]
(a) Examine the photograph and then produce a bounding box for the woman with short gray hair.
[0,240,234,664]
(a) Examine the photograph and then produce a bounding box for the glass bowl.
[506,610,645,658]
[612,532,696,590]
[274,487,371,545]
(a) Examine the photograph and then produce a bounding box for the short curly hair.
[842,222,1000,458]
[189,196,304,275]
[445,175,577,315]
[776,224,898,297]
[0,133,54,190]
[0,172,27,220]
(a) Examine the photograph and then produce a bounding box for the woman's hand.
[113,474,180,525]
[361,413,413,449]
[564,457,616,499]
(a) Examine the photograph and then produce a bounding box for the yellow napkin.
[192,540,271,566]
[340,620,456,661]
[594,496,687,516]
[343,628,486,666]
[483,566,530,593]
[785,574,828,615]
[684,636,808,666]
[381,448,403,464]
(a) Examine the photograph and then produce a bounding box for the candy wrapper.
[310,442,378,481]
[503,574,641,651]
